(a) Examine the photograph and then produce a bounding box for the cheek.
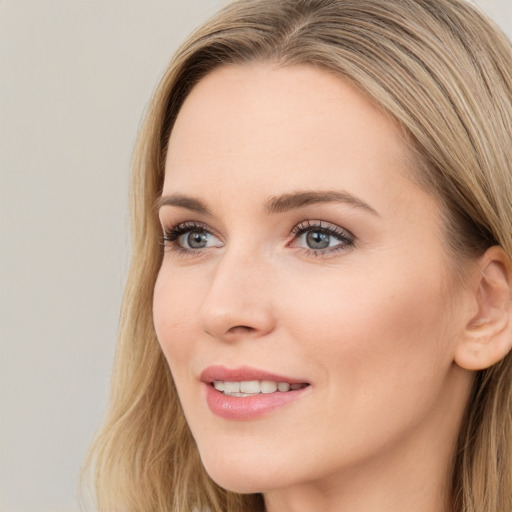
[267,264,457,473]
[153,268,197,370]
[278,259,454,397]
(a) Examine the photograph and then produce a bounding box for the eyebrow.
[157,190,378,216]
[265,190,379,215]
[157,194,212,215]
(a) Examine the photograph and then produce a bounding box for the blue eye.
[302,230,336,249]
[178,230,219,249]
[162,220,354,257]
[290,221,354,254]
[163,222,223,251]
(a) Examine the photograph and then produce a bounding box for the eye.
[162,222,223,252]
[289,220,355,254]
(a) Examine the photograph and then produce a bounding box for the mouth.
[200,366,310,419]
[211,380,309,397]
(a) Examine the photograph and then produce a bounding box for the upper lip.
[200,365,309,384]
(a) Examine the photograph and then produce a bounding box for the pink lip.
[200,365,310,420]
[200,365,308,385]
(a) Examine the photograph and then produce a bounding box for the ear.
[454,246,512,371]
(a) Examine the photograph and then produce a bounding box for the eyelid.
[161,220,214,239]
[161,221,223,251]
[290,219,355,239]
[160,218,355,258]
[288,219,356,255]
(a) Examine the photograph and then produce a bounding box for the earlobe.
[454,246,512,371]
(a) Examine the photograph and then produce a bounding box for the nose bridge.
[199,243,276,340]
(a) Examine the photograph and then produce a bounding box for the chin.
[198,446,291,494]
[209,475,264,494]
[202,462,266,494]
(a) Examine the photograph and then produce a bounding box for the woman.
[85,0,512,511]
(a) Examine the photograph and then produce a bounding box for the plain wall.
[1,1,510,511]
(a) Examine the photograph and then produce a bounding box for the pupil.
[188,231,208,248]
[306,231,330,249]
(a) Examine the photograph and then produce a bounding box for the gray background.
[1,1,510,511]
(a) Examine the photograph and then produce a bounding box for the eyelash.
[161,221,215,253]
[290,220,355,256]
[161,220,355,258]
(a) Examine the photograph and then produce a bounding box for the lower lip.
[204,383,309,420]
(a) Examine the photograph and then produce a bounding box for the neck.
[263,448,454,512]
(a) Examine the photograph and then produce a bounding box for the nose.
[198,248,276,342]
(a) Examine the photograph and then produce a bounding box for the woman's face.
[153,63,473,496]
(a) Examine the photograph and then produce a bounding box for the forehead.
[164,63,417,209]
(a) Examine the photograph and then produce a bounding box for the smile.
[212,380,309,396]
[200,366,311,419]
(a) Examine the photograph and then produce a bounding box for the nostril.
[202,325,254,339]
[226,325,255,335]
[229,325,253,331]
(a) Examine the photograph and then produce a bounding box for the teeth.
[212,380,306,396]
[224,381,240,393]
[260,380,278,393]
[277,382,290,392]
[240,380,260,393]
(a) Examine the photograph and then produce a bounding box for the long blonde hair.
[84,1,512,510]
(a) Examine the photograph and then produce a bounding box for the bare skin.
[153,63,482,512]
